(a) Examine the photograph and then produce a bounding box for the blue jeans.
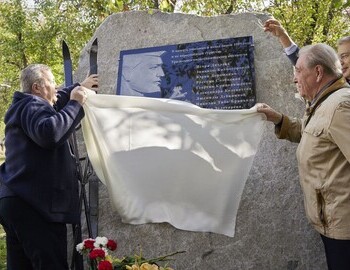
[0,197,69,270]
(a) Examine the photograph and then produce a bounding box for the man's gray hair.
[299,43,342,77]
[20,64,51,93]
[337,36,350,46]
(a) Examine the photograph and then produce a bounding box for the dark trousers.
[0,197,69,270]
[321,234,350,270]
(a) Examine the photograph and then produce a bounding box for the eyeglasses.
[339,52,350,61]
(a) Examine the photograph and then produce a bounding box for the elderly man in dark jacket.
[0,64,98,269]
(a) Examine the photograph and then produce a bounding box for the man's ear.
[315,65,324,82]
[31,82,41,94]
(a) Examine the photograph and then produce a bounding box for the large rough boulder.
[73,10,326,269]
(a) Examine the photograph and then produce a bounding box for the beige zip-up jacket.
[276,77,350,240]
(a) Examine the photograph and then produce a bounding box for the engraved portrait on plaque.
[116,36,255,109]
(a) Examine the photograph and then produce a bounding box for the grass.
[0,225,6,270]
[0,158,6,269]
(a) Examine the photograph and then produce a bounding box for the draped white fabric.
[82,92,266,237]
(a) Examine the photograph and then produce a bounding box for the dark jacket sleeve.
[21,97,84,149]
[54,83,80,111]
[287,46,299,66]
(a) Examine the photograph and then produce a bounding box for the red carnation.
[107,239,117,251]
[84,239,95,250]
[98,260,113,270]
[89,248,106,260]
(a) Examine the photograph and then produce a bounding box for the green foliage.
[0,226,6,270]
[181,0,267,15]
[0,1,26,123]
[267,0,350,47]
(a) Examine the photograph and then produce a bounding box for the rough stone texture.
[73,11,326,270]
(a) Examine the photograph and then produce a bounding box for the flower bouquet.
[76,236,184,270]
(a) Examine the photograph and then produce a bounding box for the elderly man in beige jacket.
[257,43,350,270]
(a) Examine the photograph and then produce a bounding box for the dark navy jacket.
[0,84,84,224]
[287,47,299,66]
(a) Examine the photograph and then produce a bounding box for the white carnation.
[76,243,84,254]
[94,236,108,248]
